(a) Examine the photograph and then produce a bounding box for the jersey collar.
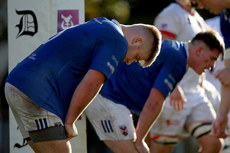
[112,19,121,29]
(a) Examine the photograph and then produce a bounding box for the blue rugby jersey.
[220,9,230,49]
[6,17,128,121]
[100,40,188,114]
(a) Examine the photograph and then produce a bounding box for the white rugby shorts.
[150,99,216,138]
[4,83,66,142]
[85,94,136,141]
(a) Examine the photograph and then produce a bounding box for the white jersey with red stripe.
[154,3,207,41]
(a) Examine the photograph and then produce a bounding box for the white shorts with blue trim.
[85,94,136,141]
[4,83,66,142]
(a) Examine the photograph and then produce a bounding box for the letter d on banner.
[8,0,86,152]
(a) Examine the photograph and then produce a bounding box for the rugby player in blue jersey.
[193,0,230,138]
[85,30,225,153]
[4,17,161,153]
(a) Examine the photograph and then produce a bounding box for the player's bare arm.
[65,69,105,139]
[135,88,165,153]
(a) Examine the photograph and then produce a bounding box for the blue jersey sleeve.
[153,61,185,98]
[90,38,127,79]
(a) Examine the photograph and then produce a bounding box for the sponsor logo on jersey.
[161,23,168,29]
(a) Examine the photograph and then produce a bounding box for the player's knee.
[212,137,224,150]
[188,122,224,152]
[104,140,138,153]
[188,122,212,139]
[150,135,179,146]
[200,137,223,152]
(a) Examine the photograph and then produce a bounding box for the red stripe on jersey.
[160,30,176,39]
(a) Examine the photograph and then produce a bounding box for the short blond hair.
[139,24,162,67]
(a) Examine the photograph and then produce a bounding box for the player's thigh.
[85,94,136,141]
[185,120,223,153]
[186,97,216,124]
[30,139,72,153]
[203,79,220,112]
[104,140,138,153]
[186,101,216,138]
[150,141,174,153]
[197,133,223,152]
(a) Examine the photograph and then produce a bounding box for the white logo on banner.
[61,14,74,30]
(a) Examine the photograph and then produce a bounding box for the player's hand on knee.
[212,117,228,138]
[65,123,78,140]
[135,140,150,153]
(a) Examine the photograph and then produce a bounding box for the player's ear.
[196,45,203,56]
[132,37,142,45]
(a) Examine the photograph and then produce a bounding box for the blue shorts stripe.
[108,120,114,132]
[35,119,40,130]
[101,120,107,133]
[39,119,43,129]
[104,120,110,133]
[43,118,48,128]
